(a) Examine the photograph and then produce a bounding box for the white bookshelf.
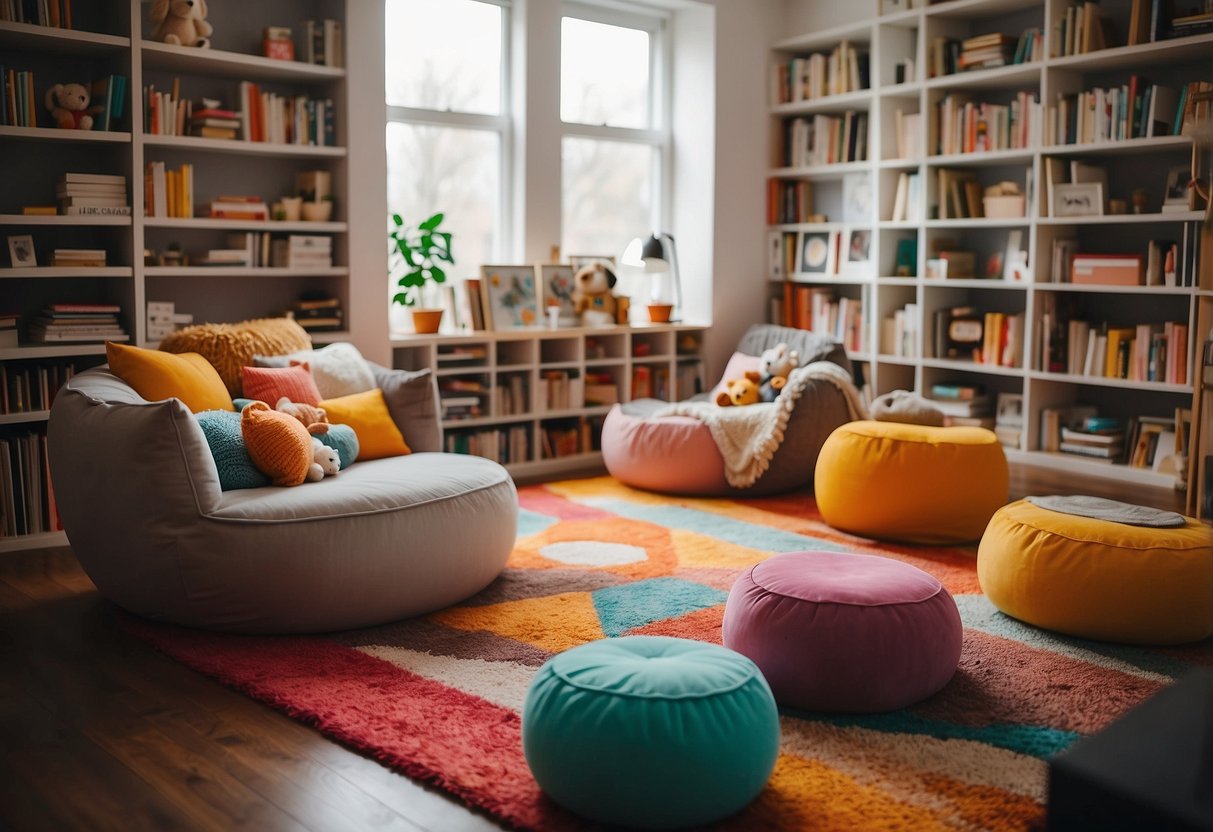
[770,0,1212,492]
[391,324,708,479]
[1,0,351,550]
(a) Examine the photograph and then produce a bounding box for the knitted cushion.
[159,317,312,397]
[241,363,323,406]
[319,388,411,461]
[195,410,270,491]
[106,342,234,414]
[240,401,313,486]
[253,342,376,399]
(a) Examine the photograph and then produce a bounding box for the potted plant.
[389,211,453,334]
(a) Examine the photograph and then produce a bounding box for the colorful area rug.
[125,477,1213,831]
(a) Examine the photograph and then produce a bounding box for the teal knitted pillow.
[195,410,271,490]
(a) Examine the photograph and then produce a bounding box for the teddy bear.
[715,371,763,407]
[275,397,328,429]
[148,0,213,48]
[573,262,622,327]
[758,342,800,402]
[44,83,98,130]
[306,437,342,482]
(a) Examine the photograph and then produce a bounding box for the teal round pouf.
[521,635,780,829]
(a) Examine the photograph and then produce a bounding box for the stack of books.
[929,382,992,427]
[144,162,194,218]
[190,106,240,140]
[286,297,343,332]
[270,235,332,268]
[440,394,482,421]
[958,33,1015,71]
[50,248,106,268]
[146,301,193,342]
[59,173,129,216]
[196,246,253,267]
[1059,417,1125,461]
[29,303,127,343]
[208,195,268,221]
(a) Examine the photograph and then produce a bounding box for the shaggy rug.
[125,477,1213,831]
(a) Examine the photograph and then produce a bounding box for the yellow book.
[1104,327,1134,378]
[22,206,58,215]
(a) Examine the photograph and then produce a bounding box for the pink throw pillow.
[241,362,323,406]
[710,352,762,400]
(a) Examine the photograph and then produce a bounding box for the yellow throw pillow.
[106,342,234,413]
[240,401,313,487]
[320,388,411,460]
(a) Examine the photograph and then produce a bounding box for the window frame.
[383,0,514,264]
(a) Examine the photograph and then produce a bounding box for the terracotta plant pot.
[647,304,674,323]
[411,308,443,334]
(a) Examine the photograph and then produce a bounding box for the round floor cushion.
[522,635,779,829]
[978,499,1213,645]
[723,551,963,712]
[814,420,1009,544]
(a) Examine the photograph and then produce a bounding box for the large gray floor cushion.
[48,367,517,633]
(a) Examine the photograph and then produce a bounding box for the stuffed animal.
[758,342,800,402]
[573,263,621,327]
[240,401,312,487]
[306,437,342,482]
[275,397,329,429]
[715,371,763,407]
[148,0,213,48]
[308,422,359,470]
[44,83,98,130]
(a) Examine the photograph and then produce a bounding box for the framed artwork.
[767,231,785,279]
[796,230,835,276]
[480,265,540,329]
[7,234,36,267]
[841,228,872,276]
[539,263,579,326]
[1051,182,1103,217]
[842,172,873,223]
[1162,166,1192,210]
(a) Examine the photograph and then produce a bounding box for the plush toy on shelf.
[757,342,800,402]
[44,83,99,130]
[715,371,763,407]
[573,262,622,327]
[148,0,213,48]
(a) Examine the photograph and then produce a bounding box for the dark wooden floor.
[0,466,1189,831]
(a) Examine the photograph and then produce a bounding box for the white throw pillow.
[253,342,377,399]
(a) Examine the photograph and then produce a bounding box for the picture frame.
[538,263,578,326]
[767,230,785,279]
[841,172,872,223]
[479,265,540,329]
[841,228,872,276]
[1052,182,1104,218]
[7,234,36,267]
[796,230,836,276]
[925,257,947,279]
[996,392,1025,427]
[1162,165,1192,211]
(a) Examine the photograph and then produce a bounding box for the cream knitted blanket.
[654,361,869,488]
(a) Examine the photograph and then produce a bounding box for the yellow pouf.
[978,499,1213,645]
[814,420,1008,544]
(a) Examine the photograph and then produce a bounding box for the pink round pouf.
[722,551,963,713]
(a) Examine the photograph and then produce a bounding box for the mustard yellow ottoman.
[978,498,1213,645]
[814,420,1009,544]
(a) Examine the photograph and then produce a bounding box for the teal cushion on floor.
[522,635,779,830]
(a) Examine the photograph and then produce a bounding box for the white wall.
[783,0,874,33]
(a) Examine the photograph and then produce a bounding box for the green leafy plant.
[389,212,454,307]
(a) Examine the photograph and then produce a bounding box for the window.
[560,6,668,260]
[384,0,508,277]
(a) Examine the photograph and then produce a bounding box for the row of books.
[1,68,36,127]
[931,306,1025,367]
[889,172,924,223]
[1045,319,1189,384]
[926,28,1037,78]
[771,40,869,105]
[890,109,922,160]
[284,296,342,333]
[766,179,815,225]
[87,74,126,131]
[934,92,1041,156]
[1041,406,1189,473]
[27,303,127,344]
[631,365,670,400]
[1048,224,1202,286]
[1047,81,1179,147]
[494,375,529,415]
[779,111,869,168]
[0,359,78,414]
[880,303,919,358]
[779,285,865,353]
[238,82,336,146]
[444,426,530,465]
[302,19,344,68]
[144,161,193,218]
[1053,2,1114,57]
[0,429,59,538]
[0,0,72,26]
[541,418,595,459]
[538,371,583,412]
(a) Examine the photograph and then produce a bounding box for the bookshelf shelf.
[0,410,51,425]
[0,531,67,553]
[142,217,349,233]
[1009,449,1179,489]
[0,344,107,360]
[0,214,131,226]
[0,125,131,143]
[772,0,1210,492]
[140,40,347,81]
[771,89,874,116]
[0,21,129,53]
[140,134,347,158]
[143,266,350,278]
[0,267,133,278]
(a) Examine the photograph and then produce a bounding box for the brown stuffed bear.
[148,0,213,48]
[573,262,620,327]
[715,371,763,407]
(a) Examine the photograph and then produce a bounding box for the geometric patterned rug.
[124,476,1213,831]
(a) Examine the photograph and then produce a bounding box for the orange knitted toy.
[240,400,313,486]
